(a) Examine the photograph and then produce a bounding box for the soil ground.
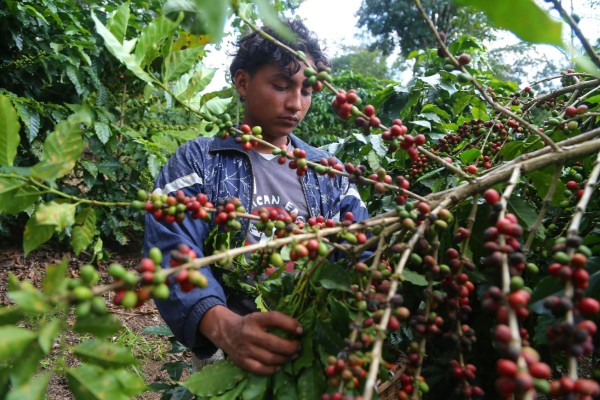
[0,244,192,399]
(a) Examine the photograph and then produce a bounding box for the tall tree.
[332,46,391,79]
[356,0,495,57]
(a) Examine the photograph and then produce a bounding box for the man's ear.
[234,70,250,98]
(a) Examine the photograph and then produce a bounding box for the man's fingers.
[251,311,303,335]
[237,357,281,376]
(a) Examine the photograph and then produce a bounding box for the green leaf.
[402,269,429,286]
[508,197,538,228]
[255,0,295,42]
[182,359,247,397]
[35,201,76,231]
[73,339,137,368]
[242,374,270,400]
[164,0,229,43]
[0,176,24,194]
[42,260,68,295]
[134,15,179,68]
[0,185,39,214]
[460,148,482,165]
[273,371,298,400]
[0,94,21,166]
[74,313,124,338]
[313,263,352,292]
[142,325,173,336]
[0,306,24,325]
[107,1,130,43]
[176,67,217,103]
[94,122,111,144]
[38,318,63,354]
[113,368,149,397]
[9,342,44,386]
[92,11,155,84]
[200,95,231,115]
[67,365,139,400]
[8,290,49,315]
[367,150,381,171]
[23,215,55,256]
[314,319,343,355]
[6,372,49,400]
[0,326,37,360]
[456,0,564,47]
[470,97,489,120]
[71,208,97,256]
[165,46,205,82]
[528,168,566,206]
[499,141,525,160]
[410,120,432,130]
[297,365,326,400]
[41,119,84,180]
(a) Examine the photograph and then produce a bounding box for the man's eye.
[302,90,313,97]
[273,84,287,91]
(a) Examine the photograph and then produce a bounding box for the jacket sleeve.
[143,140,226,358]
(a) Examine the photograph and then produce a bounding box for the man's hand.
[199,305,302,375]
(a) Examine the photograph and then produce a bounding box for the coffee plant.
[1,0,600,399]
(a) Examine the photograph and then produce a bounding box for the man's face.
[235,62,313,147]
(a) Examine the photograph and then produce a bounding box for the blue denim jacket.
[144,133,368,357]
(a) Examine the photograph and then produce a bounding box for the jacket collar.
[208,133,329,161]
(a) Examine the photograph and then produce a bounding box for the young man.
[144,19,368,375]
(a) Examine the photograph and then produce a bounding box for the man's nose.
[285,90,302,111]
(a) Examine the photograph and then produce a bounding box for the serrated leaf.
[402,269,429,286]
[94,122,111,144]
[73,339,137,367]
[35,201,76,230]
[182,360,247,397]
[38,318,63,354]
[0,94,21,166]
[41,119,84,179]
[71,208,97,255]
[6,372,49,400]
[23,215,55,256]
[460,148,482,165]
[456,0,564,47]
[92,11,155,84]
[0,326,37,360]
[107,1,130,43]
[74,313,124,338]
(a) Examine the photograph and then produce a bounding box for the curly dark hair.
[229,19,329,83]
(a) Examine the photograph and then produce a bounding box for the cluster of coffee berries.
[212,197,245,231]
[323,355,366,393]
[365,167,392,194]
[254,207,304,238]
[237,124,263,150]
[288,148,310,176]
[560,68,578,87]
[170,244,208,292]
[302,65,332,92]
[251,249,289,275]
[205,113,233,139]
[393,372,429,399]
[449,359,484,399]
[314,156,344,178]
[494,354,552,398]
[132,189,215,224]
[70,264,108,317]
[549,376,600,398]
[354,104,380,132]
[332,89,362,120]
